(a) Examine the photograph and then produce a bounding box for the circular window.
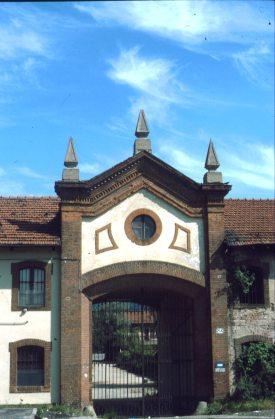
[132,215,156,241]
[125,209,162,245]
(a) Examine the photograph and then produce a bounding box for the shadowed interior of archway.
[89,284,199,417]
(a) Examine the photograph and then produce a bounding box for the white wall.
[82,189,205,275]
[0,248,60,404]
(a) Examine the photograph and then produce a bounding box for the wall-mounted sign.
[216,327,224,335]
[215,362,226,373]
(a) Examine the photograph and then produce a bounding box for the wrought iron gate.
[92,298,194,417]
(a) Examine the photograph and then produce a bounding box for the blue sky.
[0,1,274,198]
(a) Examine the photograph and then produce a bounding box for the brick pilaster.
[203,185,231,400]
[60,209,90,407]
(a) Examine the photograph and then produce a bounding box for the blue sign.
[215,362,226,372]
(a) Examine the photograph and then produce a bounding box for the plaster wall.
[82,189,205,275]
[0,248,60,404]
[227,250,275,389]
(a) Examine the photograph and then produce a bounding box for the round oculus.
[131,214,156,241]
[124,209,162,246]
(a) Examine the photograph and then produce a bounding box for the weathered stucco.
[0,248,60,404]
[81,189,205,275]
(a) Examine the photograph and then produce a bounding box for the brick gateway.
[55,115,232,412]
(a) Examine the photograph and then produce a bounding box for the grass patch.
[36,404,85,418]
[203,398,274,415]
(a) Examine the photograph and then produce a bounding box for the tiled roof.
[0,196,274,247]
[224,199,275,246]
[0,197,60,247]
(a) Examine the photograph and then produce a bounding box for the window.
[239,266,264,305]
[124,209,162,245]
[19,268,45,308]
[11,261,51,311]
[132,214,156,241]
[9,339,51,393]
[17,346,44,386]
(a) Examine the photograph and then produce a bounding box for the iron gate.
[92,298,194,417]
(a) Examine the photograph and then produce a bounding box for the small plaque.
[216,327,224,335]
[215,362,226,373]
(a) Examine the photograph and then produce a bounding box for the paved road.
[92,362,156,399]
[0,408,36,419]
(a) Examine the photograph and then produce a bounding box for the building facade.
[0,111,274,414]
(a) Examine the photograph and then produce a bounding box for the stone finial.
[64,137,78,167]
[134,109,152,155]
[62,137,79,181]
[203,139,223,183]
[205,139,220,171]
[135,109,149,138]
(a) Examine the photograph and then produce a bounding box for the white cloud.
[107,47,242,125]
[160,140,274,191]
[108,47,182,104]
[0,180,25,196]
[16,166,48,180]
[233,42,274,87]
[223,144,274,190]
[76,1,274,85]
[107,47,190,124]
[75,1,271,45]
[159,144,202,180]
[0,7,53,103]
[79,163,101,176]
[0,24,48,60]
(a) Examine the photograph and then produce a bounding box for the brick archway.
[81,260,205,296]
[80,262,211,412]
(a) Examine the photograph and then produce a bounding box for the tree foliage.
[234,265,255,294]
[234,342,275,400]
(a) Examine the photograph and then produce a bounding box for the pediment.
[55,151,204,216]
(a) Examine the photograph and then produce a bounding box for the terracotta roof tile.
[224,199,275,246]
[0,196,274,247]
[0,197,60,247]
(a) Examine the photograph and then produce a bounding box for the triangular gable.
[55,151,204,217]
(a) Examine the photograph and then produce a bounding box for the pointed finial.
[135,109,149,138]
[64,137,78,168]
[133,110,152,155]
[203,139,222,183]
[62,137,79,181]
[205,139,220,171]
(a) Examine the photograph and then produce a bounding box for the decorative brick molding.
[9,339,51,393]
[81,260,205,292]
[234,335,273,358]
[11,261,51,311]
[55,151,204,218]
[95,223,118,254]
[169,223,191,253]
[124,208,162,246]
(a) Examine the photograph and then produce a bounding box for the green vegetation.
[204,398,274,415]
[36,404,84,418]
[204,342,275,415]
[234,265,255,294]
[234,342,275,400]
[227,264,256,304]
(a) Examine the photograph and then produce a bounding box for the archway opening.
[90,287,195,417]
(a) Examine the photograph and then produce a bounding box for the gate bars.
[92,298,194,417]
